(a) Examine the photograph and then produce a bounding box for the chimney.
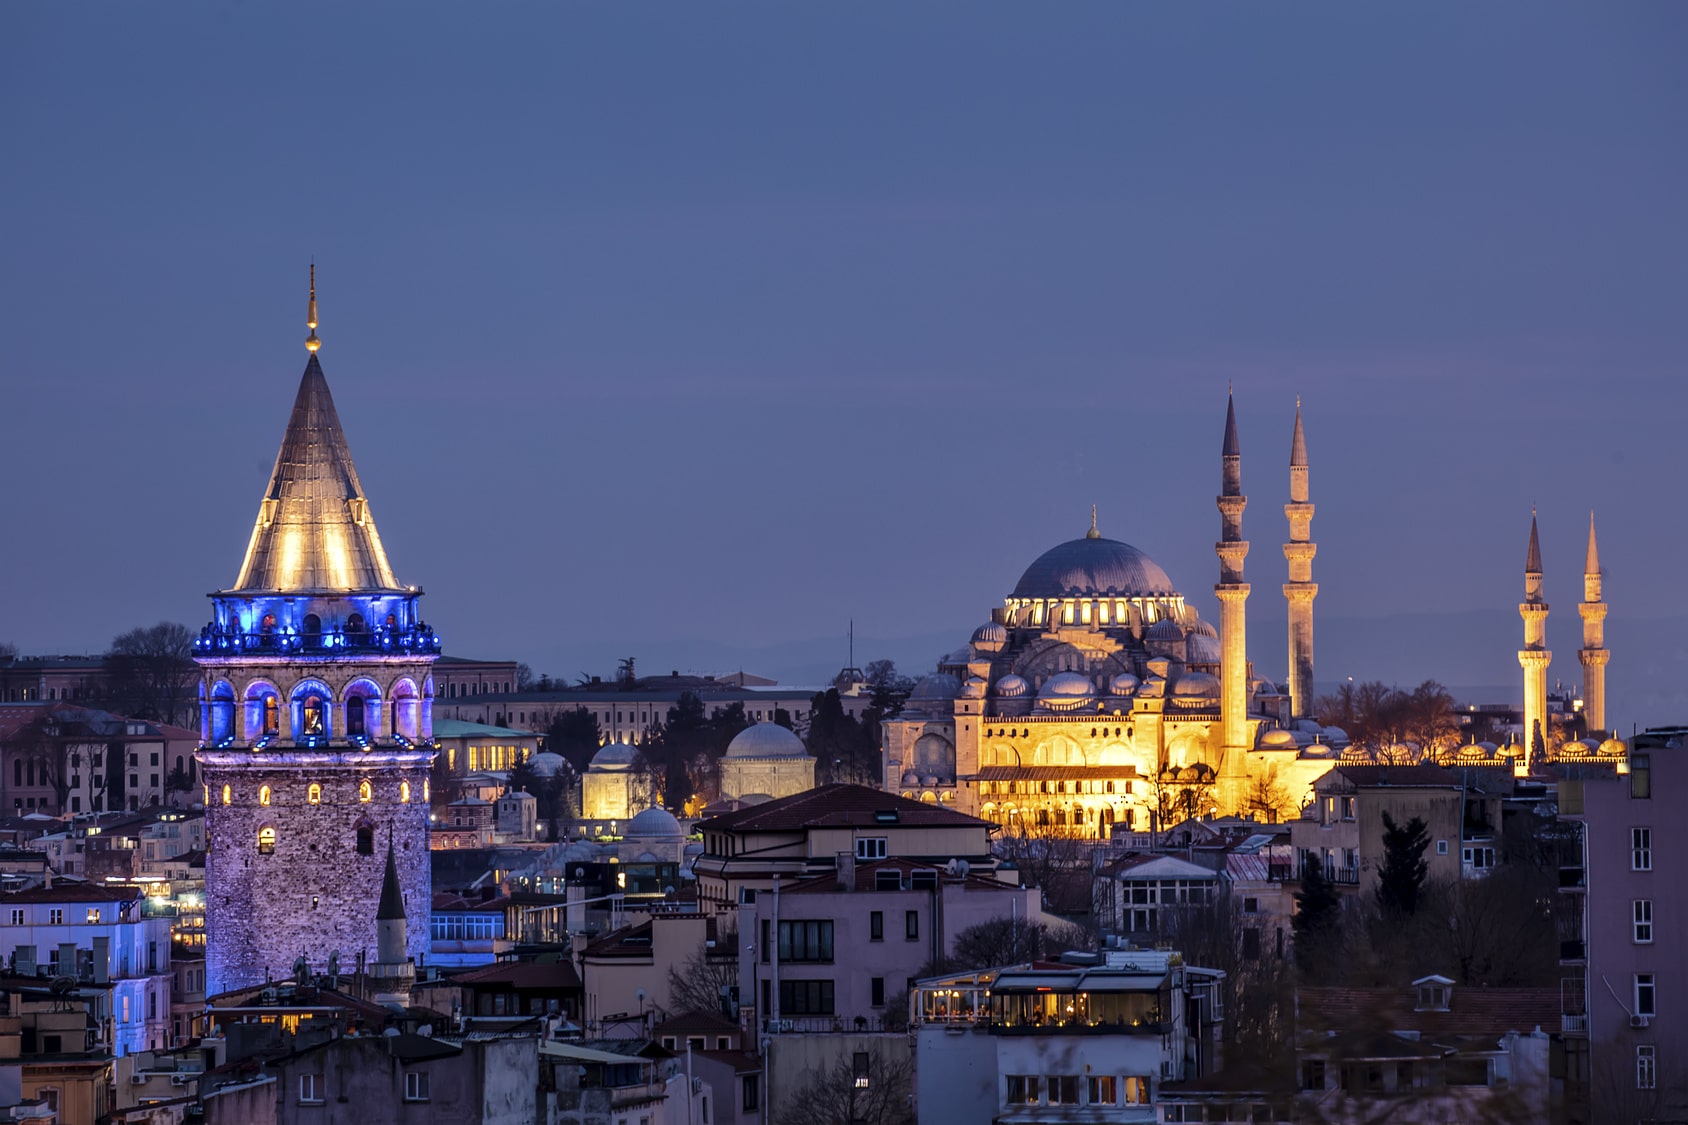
[92,937,110,984]
[835,851,856,892]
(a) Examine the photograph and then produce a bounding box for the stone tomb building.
[195,275,436,994]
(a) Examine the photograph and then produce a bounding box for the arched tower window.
[399,780,411,803]
[307,783,322,804]
[302,614,322,649]
[221,784,232,806]
[302,697,325,735]
[263,696,279,736]
[355,822,375,855]
[257,826,276,854]
[260,613,276,635]
[423,779,430,802]
[346,694,366,737]
[358,779,372,803]
[259,785,271,807]
[346,613,366,641]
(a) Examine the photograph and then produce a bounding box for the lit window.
[400,780,411,803]
[259,785,271,807]
[423,779,430,802]
[258,826,276,855]
[468,747,478,772]
[221,785,231,806]
[307,783,322,804]
[359,779,372,803]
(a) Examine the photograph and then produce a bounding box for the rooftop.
[697,784,990,833]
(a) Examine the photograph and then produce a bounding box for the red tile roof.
[697,784,989,833]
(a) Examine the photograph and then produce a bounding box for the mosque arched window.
[257,826,276,854]
[259,785,271,807]
[399,780,411,804]
[307,783,322,804]
[221,784,232,806]
[355,822,375,855]
[358,779,372,803]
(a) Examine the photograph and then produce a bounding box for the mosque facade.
[883,396,1343,835]
[194,273,435,994]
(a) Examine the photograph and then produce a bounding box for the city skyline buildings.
[2,6,1684,724]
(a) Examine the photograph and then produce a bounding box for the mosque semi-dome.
[1172,671,1221,697]
[1185,632,1222,664]
[590,743,637,771]
[1109,673,1140,697]
[725,722,809,759]
[1012,536,1179,600]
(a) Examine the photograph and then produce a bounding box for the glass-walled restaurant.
[914,967,1171,1033]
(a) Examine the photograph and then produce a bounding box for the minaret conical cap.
[1290,399,1307,468]
[1222,389,1241,457]
[377,840,406,922]
[1526,511,1543,575]
[1585,511,1600,576]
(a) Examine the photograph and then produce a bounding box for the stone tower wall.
[199,748,434,994]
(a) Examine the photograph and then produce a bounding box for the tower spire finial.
[1087,504,1100,539]
[305,263,321,353]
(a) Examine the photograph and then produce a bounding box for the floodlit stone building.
[194,272,435,994]
[718,722,815,803]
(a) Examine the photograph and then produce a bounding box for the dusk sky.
[3,6,1686,723]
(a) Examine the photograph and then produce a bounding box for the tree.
[993,821,1096,915]
[1242,772,1295,823]
[545,707,604,774]
[1292,861,1342,974]
[864,660,913,720]
[664,923,739,1017]
[1376,812,1430,917]
[807,688,879,786]
[948,917,1055,970]
[103,623,196,728]
[1315,679,1460,761]
[773,1043,914,1125]
[515,663,536,691]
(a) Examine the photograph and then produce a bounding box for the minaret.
[1577,512,1609,733]
[1518,511,1552,776]
[1216,391,1252,781]
[369,839,415,1002]
[1283,400,1317,719]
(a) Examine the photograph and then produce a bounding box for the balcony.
[1562,1014,1588,1035]
[1558,867,1586,890]
[194,624,441,658]
[762,1015,898,1035]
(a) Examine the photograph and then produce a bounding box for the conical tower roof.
[1290,399,1307,468]
[377,841,406,921]
[1585,511,1600,576]
[227,352,403,594]
[1222,390,1241,457]
[1526,512,1543,575]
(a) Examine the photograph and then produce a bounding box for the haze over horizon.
[3,5,1685,725]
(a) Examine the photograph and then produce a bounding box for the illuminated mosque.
[883,395,1343,835]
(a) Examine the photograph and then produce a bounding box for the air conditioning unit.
[171,1074,192,1086]
[770,1019,793,1033]
[1630,1015,1651,1029]
[129,1074,149,1084]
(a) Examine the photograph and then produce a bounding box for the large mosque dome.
[1012,536,1178,599]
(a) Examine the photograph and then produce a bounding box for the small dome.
[900,769,920,786]
[942,646,974,668]
[1185,633,1222,664]
[1499,741,1525,759]
[1477,741,1499,752]
[1600,737,1627,756]
[1109,673,1140,697]
[590,742,637,771]
[909,672,963,706]
[1301,741,1339,759]
[1038,672,1096,712]
[994,674,1029,698]
[1260,729,1297,747]
[625,806,683,838]
[1189,619,1218,639]
[971,622,1008,654]
[1146,619,1183,641]
[1321,726,1350,744]
[1557,739,1594,760]
[725,722,809,759]
[528,751,568,778]
[1172,671,1221,697]
[920,775,940,788]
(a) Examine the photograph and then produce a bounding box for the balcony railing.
[762,1015,898,1035]
[194,625,441,657]
[1562,1014,1588,1034]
